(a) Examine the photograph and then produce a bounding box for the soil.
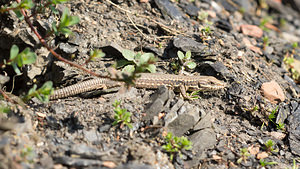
[0,0,300,168]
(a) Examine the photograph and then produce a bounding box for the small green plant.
[0,104,11,114]
[259,159,278,167]
[292,159,299,169]
[276,122,285,130]
[4,45,37,75]
[23,81,54,102]
[171,50,196,73]
[21,146,35,163]
[116,49,156,74]
[112,100,133,129]
[84,49,106,65]
[280,18,287,28]
[52,8,80,36]
[237,148,250,164]
[268,106,285,130]
[239,7,246,14]
[264,139,279,153]
[197,10,209,23]
[201,26,212,35]
[260,16,272,32]
[262,36,269,50]
[162,132,192,161]
[0,0,34,19]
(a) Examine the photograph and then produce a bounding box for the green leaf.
[60,8,69,26]
[116,59,131,68]
[122,65,135,74]
[10,45,19,60]
[49,5,59,14]
[11,63,21,75]
[67,16,80,26]
[147,64,156,73]
[122,50,135,61]
[177,51,184,60]
[140,53,151,64]
[51,0,69,5]
[38,81,53,95]
[186,62,196,69]
[185,50,191,59]
[52,21,58,35]
[20,0,34,9]
[14,9,24,20]
[20,48,37,65]
[59,27,72,36]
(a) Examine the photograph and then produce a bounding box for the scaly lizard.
[50,73,226,100]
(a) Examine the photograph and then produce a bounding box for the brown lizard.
[50,73,226,100]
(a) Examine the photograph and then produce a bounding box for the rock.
[189,128,216,154]
[194,112,213,130]
[270,131,286,140]
[240,25,263,38]
[58,42,78,54]
[281,32,300,42]
[198,61,230,78]
[165,102,200,136]
[182,4,200,17]
[70,144,106,159]
[284,75,300,94]
[215,19,232,32]
[261,80,285,103]
[173,36,208,53]
[100,42,125,58]
[0,75,9,86]
[154,0,186,22]
[143,86,174,123]
[126,142,173,169]
[256,151,269,159]
[242,37,262,55]
[115,164,154,169]
[164,99,184,126]
[54,156,102,167]
[83,129,101,144]
[287,103,300,156]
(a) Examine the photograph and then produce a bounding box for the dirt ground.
[1,0,300,168]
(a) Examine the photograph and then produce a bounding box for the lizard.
[50,73,226,100]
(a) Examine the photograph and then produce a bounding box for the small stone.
[256,151,269,159]
[261,80,285,103]
[240,24,263,38]
[270,131,286,140]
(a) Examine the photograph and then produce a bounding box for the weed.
[267,106,285,130]
[23,81,54,103]
[21,146,35,163]
[292,159,299,169]
[171,50,196,73]
[6,45,37,75]
[239,7,246,14]
[162,132,192,161]
[84,49,106,65]
[259,159,277,167]
[112,100,133,129]
[201,26,212,36]
[116,49,156,74]
[237,148,250,164]
[0,104,10,114]
[280,18,287,28]
[262,36,269,50]
[259,16,272,32]
[264,139,279,153]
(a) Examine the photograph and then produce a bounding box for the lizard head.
[196,76,226,91]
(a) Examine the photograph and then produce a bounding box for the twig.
[0,88,15,104]
[126,13,149,39]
